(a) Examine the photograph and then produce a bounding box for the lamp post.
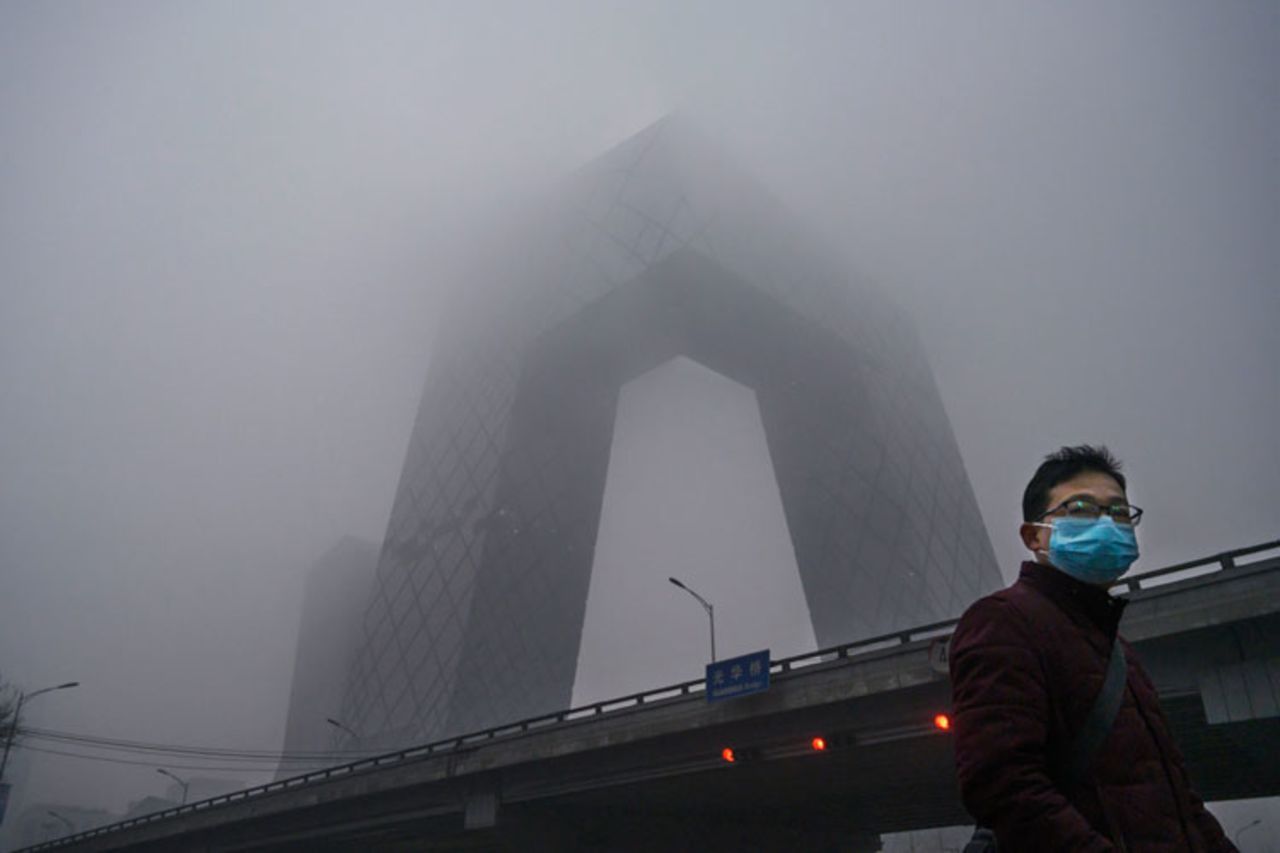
[668,576,716,662]
[1234,818,1262,849]
[155,768,189,805]
[46,809,74,835]
[0,681,80,781]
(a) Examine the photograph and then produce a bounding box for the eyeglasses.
[1038,499,1144,526]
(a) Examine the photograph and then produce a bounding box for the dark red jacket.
[949,561,1233,852]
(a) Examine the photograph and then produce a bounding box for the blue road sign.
[706,649,770,702]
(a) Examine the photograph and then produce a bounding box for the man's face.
[1019,470,1129,562]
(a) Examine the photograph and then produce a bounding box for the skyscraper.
[276,536,378,774]
[336,117,1001,750]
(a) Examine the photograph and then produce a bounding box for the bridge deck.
[24,541,1280,852]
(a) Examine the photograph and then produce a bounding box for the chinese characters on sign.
[706,649,771,702]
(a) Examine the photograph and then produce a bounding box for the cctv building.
[334,117,1002,750]
[276,536,380,777]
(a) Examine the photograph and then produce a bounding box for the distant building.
[336,116,1003,751]
[275,537,379,779]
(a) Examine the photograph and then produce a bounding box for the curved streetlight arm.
[25,682,80,702]
[1,681,80,781]
[156,768,190,804]
[325,717,360,741]
[668,577,716,662]
[668,578,711,612]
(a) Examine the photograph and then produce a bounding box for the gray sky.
[574,357,819,708]
[1,0,1276,833]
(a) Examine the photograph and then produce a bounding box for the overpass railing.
[1111,538,1278,593]
[22,537,1278,851]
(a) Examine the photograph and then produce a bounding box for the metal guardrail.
[1112,538,1279,593]
[22,537,1278,851]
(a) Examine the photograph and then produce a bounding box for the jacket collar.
[1018,560,1127,638]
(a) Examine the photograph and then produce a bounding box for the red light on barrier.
[934,714,952,731]
[811,737,827,752]
[721,747,736,763]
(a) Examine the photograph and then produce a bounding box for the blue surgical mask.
[1035,516,1139,585]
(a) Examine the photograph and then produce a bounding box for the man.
[949,445,1233,852]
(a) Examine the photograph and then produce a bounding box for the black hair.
[1022,445,1127,522]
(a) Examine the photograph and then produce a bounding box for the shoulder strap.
[1063,638,1127,783]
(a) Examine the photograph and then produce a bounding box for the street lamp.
[325,717,360,742]
[668,576,716,662]
[0,681,80,781]
[155,768,190,805]
[1234,818,1262,849]
[46,810,74,835]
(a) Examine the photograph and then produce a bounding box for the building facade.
[276,537,378,771]
[336,117,1002,750]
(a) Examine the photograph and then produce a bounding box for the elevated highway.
[25,540,1280,852]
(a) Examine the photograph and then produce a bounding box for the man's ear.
[1019,522,1044,555]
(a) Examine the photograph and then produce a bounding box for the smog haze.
[1,0,1276,840]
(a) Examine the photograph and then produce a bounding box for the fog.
[1,0,1276,843]
[573,357,819,707]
